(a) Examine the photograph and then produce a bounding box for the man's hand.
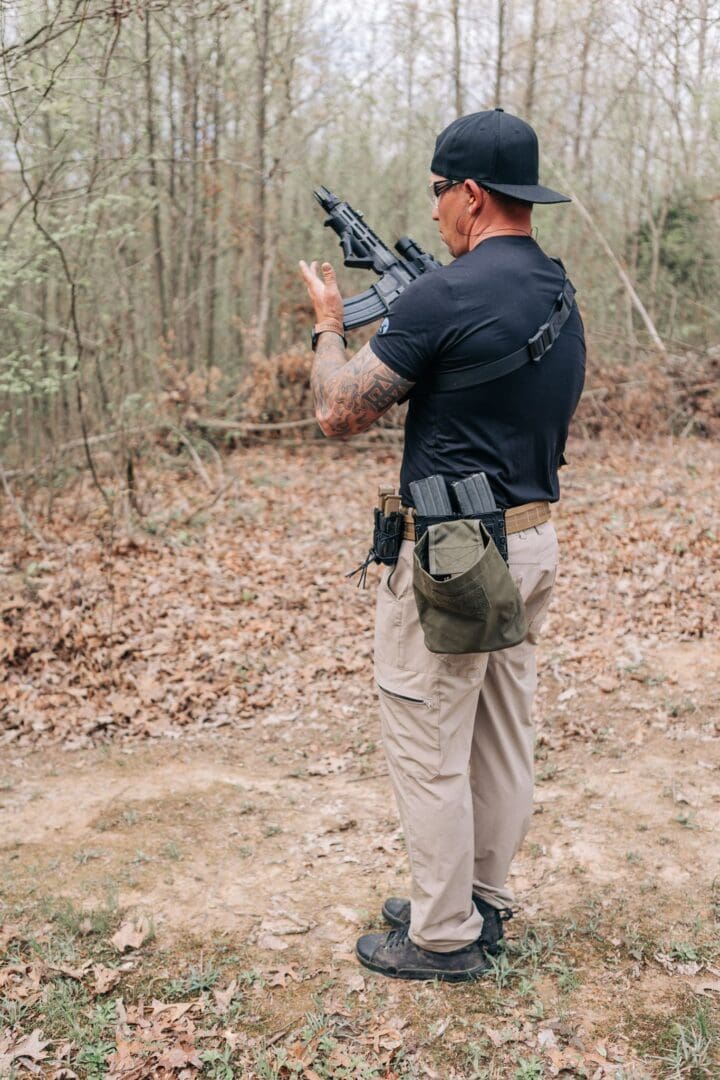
[298,260,344,326]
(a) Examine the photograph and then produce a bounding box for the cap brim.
[482,181,571,204]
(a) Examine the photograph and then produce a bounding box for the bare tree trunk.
[669,4,689,173]
[399,2,418,236]
[168,26,176,204]
[647,199,670,322]
[250,0,271,355]
[189,19,203,369]
[494,0,506,106]
[40,11,58,448]
[144,10,168,339]
[524,0,541,119]
[573,2,595,168]
[230,87,245,367]
[206,19,223,370]
[690,0,709,176]
[179,15,200,368]
[166,16,180,325]
[451,0,463,115]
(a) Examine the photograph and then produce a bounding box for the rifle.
[313,186,442,332]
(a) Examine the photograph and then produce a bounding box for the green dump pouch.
[413,519,528,654]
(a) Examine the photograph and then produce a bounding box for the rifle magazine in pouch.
[415,509,508,563]
[347,508,404,588]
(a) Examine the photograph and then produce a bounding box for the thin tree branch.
[0,458,51,550]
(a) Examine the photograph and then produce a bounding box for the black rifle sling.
[428,271,577,394]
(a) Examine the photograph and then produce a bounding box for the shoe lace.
[386,926,410,949]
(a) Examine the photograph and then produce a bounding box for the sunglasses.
[428,179,493,207]
[428,179,461,206]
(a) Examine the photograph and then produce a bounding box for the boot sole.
[381,900,504,956]
[355,944,491,983]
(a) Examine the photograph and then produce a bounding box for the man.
[299,108,585,982]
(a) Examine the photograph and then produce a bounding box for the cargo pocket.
[376,670,441,782]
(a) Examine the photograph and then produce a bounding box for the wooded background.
[1,0,719,471]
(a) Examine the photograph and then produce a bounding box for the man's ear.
[463,178,485,212]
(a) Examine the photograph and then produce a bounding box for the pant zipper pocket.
[377,683,432,708]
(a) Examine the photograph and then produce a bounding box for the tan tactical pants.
[374,521,558,952]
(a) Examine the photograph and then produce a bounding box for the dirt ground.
[1,436,719,1079]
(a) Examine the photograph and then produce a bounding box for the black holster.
[371,506,404,564]
[347,506,404,587]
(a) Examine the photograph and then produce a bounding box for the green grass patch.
[656,1004,718,1078]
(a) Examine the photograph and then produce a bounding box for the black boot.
[356,925,491,982]
[381,895,512,955]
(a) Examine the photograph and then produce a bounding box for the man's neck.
[467,210,533,250]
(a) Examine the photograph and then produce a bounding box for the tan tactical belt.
[402,500,551,542]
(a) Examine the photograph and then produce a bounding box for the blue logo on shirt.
[378,317,390,335]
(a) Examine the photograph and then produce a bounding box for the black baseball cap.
[431,108,570,205]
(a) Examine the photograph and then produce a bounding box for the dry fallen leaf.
[673,961,704,976]
[222,1029,245,1051]
[49,961,91,981]
[334,905,362,925]
[655,952,703,976]
[0,961,45,1003]
[110,916,152,953]
[257,932,289,951]
[0,924,24,950]
[7,1029,50,1063]
[267,965,302,988]
[594,674,619,693]
[547,1046,586,1073]
[344,972,366,993]
[538,1027,557,1049]
[212,980,238,1013]
[53,1041,74,1063]
[307,754,350,776]
[93,964,122,995]
[150,999,195,1022]
[156,1041,203,1069]
[260,917,310,935]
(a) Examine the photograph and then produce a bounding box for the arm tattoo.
[311,337,414,437]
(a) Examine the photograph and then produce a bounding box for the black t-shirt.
[369,236,586,509]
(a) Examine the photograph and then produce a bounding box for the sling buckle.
[528,321,556,361]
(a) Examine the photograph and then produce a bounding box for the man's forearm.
[311,331,347,425]
[300,259,413,436]
[311,337,414,438]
